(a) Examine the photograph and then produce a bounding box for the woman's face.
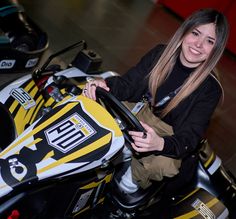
[180,23,216,68]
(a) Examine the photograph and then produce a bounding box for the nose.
[195,38,204,48]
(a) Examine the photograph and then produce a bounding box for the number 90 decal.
[45,113,96,153]
[10,88,36,110]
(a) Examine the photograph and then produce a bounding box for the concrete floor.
[1,0,236,217]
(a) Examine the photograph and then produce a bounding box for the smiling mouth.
[189,47,201,55]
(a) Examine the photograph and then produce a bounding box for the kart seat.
[0,102,16,150]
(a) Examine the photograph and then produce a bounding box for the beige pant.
[124,102,181,189]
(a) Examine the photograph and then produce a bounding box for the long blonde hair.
[149,8,229,117]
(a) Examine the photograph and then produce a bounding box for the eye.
[191,31,199,36]
[207,39,215,45]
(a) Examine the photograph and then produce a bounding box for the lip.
[189,47,201,55]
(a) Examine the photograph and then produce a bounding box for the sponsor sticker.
[0,59,16,69]
[45,113,96,153]
[25,58,39,68]
[72,189,93,213]
[9,158,27,181]
[192,198,216,219]
[10,88,36,110]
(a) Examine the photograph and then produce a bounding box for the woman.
[83,8,229,193]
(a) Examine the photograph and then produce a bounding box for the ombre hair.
[149,8,229,117]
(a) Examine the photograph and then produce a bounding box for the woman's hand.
[82,79,110,100]
[128,121,164,153]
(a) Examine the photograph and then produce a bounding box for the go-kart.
[0,41,235,219]
[0,0,48,73]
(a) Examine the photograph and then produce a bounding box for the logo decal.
[0,59,16,69]
[25,58,39,68]
[72,189,93,214]
[9,158,27,181]
[45,113,96,153]
[192,198,216,219]
[10,88,36,110]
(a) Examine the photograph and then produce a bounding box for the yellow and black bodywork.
[5,77,45,136]
[172,189,228,219]
[0,94,124,218]
[0,74,47,150]
[0,66,235,218]
[0,68,90,149]
[168,140,232,218]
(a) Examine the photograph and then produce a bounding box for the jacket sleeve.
[105,44,165,102]
[160,77,222,159]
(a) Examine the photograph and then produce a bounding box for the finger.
[140,122,157,137]
[101,85,110,92]
[90,83,97,88]
[128,131,144,138]
[96,80,110,92]
[82,84,90,98]
[88,82,97,100]
[83,80,110,100]
[140,121,152,132]
[82,88,88,96]
[133,141,149,148]
[85,82,96,100]
[130,135,150,147]
[131,143,149,152]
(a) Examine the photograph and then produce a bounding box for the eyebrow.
[194,28,216,41]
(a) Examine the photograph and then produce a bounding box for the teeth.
[189,47,200,55]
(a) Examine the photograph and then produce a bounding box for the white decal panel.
[10,88,36,110]
[192,198,216,219]
[72,189,93,214]
[45,113,96,153]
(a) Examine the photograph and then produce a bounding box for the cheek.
[182,38,188,48]
[181,41,191,57]
[204,45,214,58]
[181,37,194,53]
[182,34,194,44]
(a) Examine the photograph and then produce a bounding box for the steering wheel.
[95,87,145,144]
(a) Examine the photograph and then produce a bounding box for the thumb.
[140,121,151,132]
[103,86,110,92]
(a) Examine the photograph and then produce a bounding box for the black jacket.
[106,44,222,159]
